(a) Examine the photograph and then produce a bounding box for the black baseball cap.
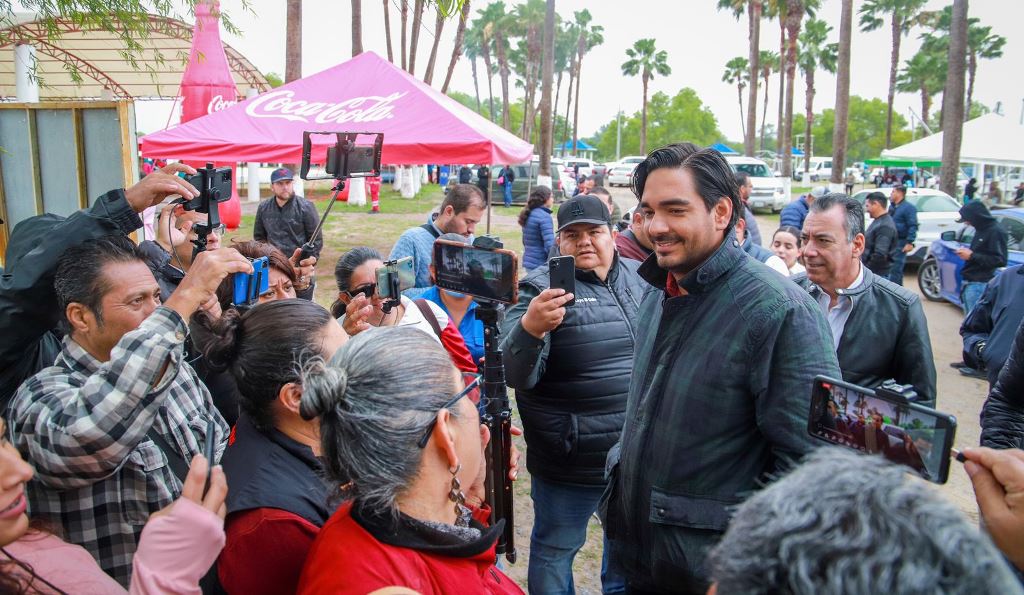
[556,194,611,232]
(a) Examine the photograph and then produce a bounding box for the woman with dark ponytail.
[201,300,348,595]
[519,186,555,271]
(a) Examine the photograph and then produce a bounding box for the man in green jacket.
[601,143,840,593]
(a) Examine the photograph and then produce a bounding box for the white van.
[809,157,832,182]
[726,155,787,213]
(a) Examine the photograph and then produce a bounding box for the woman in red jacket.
[297,326,522,594]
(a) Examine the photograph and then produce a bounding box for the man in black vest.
[501,194,645,594]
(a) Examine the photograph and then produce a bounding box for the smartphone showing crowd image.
[433,240,519,305]
[376,257,415,299]
[807,376,957,484]
[300,131,384,180]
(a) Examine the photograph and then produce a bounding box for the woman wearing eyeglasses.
[297,326,522,594]
[200,299,348,595]
[332,247,476,373]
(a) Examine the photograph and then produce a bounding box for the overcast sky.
[138,0,1024,144]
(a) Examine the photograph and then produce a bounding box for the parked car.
[726,155,787,213]
[446,161,572,204]
[850,187,961,264]
[917,207,1024,306]
[809,157,832,182]
[607,165,635,187]
[563,157,595,178]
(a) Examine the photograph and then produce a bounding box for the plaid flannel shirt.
[7,306,228,587]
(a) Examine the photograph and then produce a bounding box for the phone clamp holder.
[876,380,918,404]
[380,258,403,314]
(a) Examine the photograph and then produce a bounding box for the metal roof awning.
[0,13,268,100]
[864,158,943,168]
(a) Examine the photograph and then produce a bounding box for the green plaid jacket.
[604,237,839,592]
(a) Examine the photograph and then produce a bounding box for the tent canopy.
[141,51,533,165]
[864,158,942,168]
[710,142,738,155]
[881,113,1024,169]
[559,139,595,151]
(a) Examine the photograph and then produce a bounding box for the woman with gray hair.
[296,327,523,594]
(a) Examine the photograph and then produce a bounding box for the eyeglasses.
[188,223,226,236]
[344,283,376,299]
[416,373,483,448]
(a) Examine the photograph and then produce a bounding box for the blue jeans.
[529,476,626,594]
[887,248,908,285]
[961,281,987,315]
[503,183,513,207]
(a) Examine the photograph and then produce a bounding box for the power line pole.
[615,107,622,162]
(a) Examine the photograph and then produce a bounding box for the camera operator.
[795,193,936,407]
[253,168,320,300]
[7,234,250,586]
[708,447,1022,594]
[0,162,202,407]
[139,203,224,301]
[500,194,644,593]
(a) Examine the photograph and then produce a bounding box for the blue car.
[917,207,1024,307]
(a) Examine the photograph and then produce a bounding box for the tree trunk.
[561,60,575,154]
[739,85,747,140]
[408,0,425,75]
[539,0,555,177]
[470,57,482,112]
[745,0,761,156]
[351,0,363,56]
[400,0,408,70]
[804,70,814,174]
[423,8,445,84]
[777,22,785,155]
[382,0,394,63]
[885,15,901,148]
[921,88,931,129]
[480,45,496,122]
[782,3,801,177]
[760,70,770,151]
[285,0,302,83]
[496,33,512,130]
[831,0,852,185]
[965,52,977,122]
[441,0,471,93]
[572,52,583,156]
[940,0,969,196]
[640,74,649,154]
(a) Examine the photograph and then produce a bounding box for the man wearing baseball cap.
[500,194,644,593]
[254,167,321,299]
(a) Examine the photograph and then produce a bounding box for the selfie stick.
[189,163,226,259]
[298,179,347,262]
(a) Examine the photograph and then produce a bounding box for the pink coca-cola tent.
[141,51,533,165]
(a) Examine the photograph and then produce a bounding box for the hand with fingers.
[342,294,375,336]
[963,446,1024,570]
[125,162,200,214]
[165,248,252,320]
[520,288,574,339]
[156,205,189,254]
[290,248,318,291]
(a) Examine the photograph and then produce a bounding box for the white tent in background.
[882,113,1024,190]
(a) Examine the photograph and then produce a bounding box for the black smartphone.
[548,255,575,307]
[300,131,384,180]
[203,418,217,498]
[807,376,958,484]
[432,240,519,304]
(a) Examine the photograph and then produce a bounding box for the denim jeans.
[961,281,987,315]
[503,183,513,207]
[528,475,626,594]
[887,248,908,285]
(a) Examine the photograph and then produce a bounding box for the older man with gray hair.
[795,193,936,407]
[708,447,1024,594]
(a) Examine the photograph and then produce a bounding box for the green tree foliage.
[791,96,912,163]
[589,88,722,160]
[264,72,284,88]
[447,89,568,148]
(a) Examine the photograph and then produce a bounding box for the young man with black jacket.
[956,200,1008,315]
[862,192,899,277]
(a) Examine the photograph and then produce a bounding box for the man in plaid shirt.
[8,219,250,584]
[601,144,840,594]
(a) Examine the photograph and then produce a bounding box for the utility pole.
[615,107,622,162]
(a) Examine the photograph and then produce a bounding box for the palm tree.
[722,56,750,140]
[797,18,837,174]
[858,0,927,149]
[965,22,1004,121]
[539,0,555,178]
[896,49,944,128]
[758,50,779,151]
[718,0,763,156]
[400,0,409,70]
[408,0,426,75]
[441,0,472,93]
[423,6,446,84]
[552,21,575,151]
[285,0,301,83]
[559,21,579,154]
[830,0,852,185]
[764,0,787,158]
[781,0,819,177]
[352,0,363,55]
[940,0,968,196]
[476,2,511,130]
[571,9,603,156]
[382,0,394,62]
[461,28,484,113]
[472,4,500,122]
[621,38,671,154]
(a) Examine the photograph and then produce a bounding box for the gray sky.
[139,0,1024,146]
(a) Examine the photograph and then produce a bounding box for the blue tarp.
[710,142,739,155]
[558,139,596,151]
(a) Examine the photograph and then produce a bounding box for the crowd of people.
[1,143,1024,595]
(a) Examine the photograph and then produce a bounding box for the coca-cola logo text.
[244,90,406,124]
[207,94,237,114]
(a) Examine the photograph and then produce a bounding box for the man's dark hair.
[809,192,864,240]
[734,171,750,187]
[589,186,612,201]
[441,183,485,214]
[54,235,145,330]
[631,142,741,228]
[865,191,888,209]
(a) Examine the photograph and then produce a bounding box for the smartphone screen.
[808,376,957,484]
[433,240,518,304]
[548,256,575,307]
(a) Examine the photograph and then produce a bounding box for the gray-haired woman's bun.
[299,359,349,420]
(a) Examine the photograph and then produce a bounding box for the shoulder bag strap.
[414,299,444,340]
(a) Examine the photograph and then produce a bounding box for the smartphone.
[376,256,415,299]
[300,131,384,180]
[807,376,957,484]
[232,257,270,307]
[548,255,576,307]
[432,240,519,304]
[203,418,217,498]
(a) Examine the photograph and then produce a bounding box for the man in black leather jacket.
[501,194,645,594]
[796,193,936,406]
[981,319,1024,449]
[961,265,1024,387]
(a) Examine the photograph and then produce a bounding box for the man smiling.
[601,143,838,593]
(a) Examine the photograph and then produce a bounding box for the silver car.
[850,187,962,264]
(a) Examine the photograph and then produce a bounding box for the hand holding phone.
[548,256,575,307]
[520,288,574,340]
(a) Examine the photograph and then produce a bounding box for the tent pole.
[486,163,492,235]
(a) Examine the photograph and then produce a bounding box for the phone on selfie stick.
[547,255,575,306]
